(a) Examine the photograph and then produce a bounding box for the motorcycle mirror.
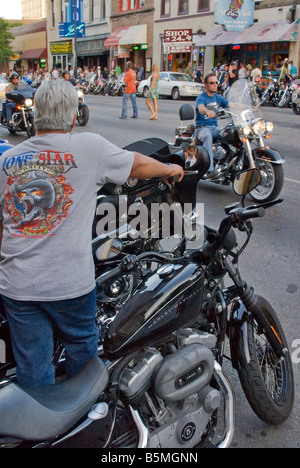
[233,169,261,196]
[183,146,200,169]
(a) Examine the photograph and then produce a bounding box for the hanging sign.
[215,0,255,31]
[164,29,193,53]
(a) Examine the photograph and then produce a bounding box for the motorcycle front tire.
[236,296,294,426]
[292,102,300,115]
[77,106,89,126]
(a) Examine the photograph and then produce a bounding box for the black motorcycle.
[0,166,294,448]
[76,87,89,126]
[173,79,284,203]
[259,74,281,107]
[0,84,36,137]
[291,79,300,115]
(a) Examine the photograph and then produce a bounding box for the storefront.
[105,25,148,73]
[50,41,73,70]
[76,35,109,70]
[196,19,299,77]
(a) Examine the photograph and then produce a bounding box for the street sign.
[59,22,85,38]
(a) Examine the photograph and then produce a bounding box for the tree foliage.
[0,17,15,63]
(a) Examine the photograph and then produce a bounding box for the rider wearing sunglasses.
[195,72,229,179]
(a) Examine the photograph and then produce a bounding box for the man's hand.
[206,110,216,119]
[130,152,184,184]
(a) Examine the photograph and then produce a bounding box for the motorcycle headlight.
[252,118,266,136]
[77,90,84,98]
[241,125,251,137]
[24,98,33,107]
[266,122,274,133]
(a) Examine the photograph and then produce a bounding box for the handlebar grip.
[96,265,123,287]
[239,207,265,222]
[170,174,180,183]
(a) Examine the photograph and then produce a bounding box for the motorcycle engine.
[213,144,227,161]
[119,329,220,448]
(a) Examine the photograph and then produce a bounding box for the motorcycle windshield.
[228,79,263,127]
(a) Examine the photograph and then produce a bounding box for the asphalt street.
[0,93,299,448]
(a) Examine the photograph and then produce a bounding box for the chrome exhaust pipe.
[213,362,235,449]
[129,405,149,448]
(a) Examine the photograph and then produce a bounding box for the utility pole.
[73,0,77,77]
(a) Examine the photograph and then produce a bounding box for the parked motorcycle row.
[0,79,295,448]
[259,73,300,114]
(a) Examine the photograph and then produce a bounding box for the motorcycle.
[76,87,89,126]
[291,79,300,115]
[259,74,280,107]
[0,84,36,137]
[0,167,294,448]
[173,79,285,203]
[276,74,294,108]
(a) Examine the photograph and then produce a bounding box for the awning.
[194,25,241,46]
[104,27,129,47]
[119,24,147,46]
[20,48,47,60]
[235,19,299,43]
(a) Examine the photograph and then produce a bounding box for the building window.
[161,0,170,16]
[198,0,210,11]
[178,0,189,15]
[51,0,55,27]
[119,0,145,11]
[100,0,106,19]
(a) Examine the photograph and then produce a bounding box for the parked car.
[138,72,204,100]
[0,76,8,99]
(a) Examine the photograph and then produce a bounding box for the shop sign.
[118,45,130,58]
[164,29,193,54]
[59,22,85,38]
[50,42,73,55]
[215,0,255,32]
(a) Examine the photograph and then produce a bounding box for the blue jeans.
[1,288,99,387]
[121,92,138,118]
[196,126,221,171]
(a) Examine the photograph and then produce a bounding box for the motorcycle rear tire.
[236,296,294,425]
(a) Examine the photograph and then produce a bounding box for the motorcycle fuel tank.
[104,262,205,359]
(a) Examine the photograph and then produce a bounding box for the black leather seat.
[0,357,108,441]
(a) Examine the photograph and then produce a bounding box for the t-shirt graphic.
[2,149,76,237]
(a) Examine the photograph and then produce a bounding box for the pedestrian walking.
[146,64,160,120]
[119,61,138,119]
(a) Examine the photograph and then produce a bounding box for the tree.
[0,17,15,64]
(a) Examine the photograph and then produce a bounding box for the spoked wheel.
[237,296,294,425]
[250,160,284,202]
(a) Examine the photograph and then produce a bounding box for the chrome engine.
[119,329,223,448]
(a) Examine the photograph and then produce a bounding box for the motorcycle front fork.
[243,137,265,169]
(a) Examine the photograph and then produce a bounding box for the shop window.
[198,0,210,11]
[178,0,189,15]
[161,0,170,16]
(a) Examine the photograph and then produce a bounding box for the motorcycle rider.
[0,79,183,388]
[195,72,229,179]
[1,72,20,126]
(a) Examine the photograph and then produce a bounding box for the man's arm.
[0,220,3,257]
[197,103,216,119]
[130,152,184,183]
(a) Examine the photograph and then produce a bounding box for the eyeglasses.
[12,77,19,80]
[208,81,218,85]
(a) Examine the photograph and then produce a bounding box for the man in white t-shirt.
[0,79,183,387]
